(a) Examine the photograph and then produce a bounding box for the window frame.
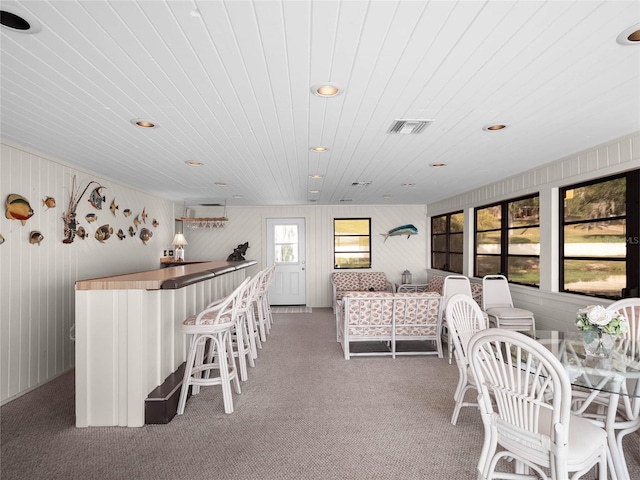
[474,193,541,287]
[333,218,372,269]
[559,169,639,300]
[431,210,464,273]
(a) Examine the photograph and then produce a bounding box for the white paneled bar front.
[74,260,256,427]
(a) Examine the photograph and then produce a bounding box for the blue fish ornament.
[381,224,418,242]
[88,186,106,210]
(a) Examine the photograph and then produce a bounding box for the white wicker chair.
[468,328,608,480]
[445,293,487,425]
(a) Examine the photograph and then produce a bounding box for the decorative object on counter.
[141,207,148,223]
[133,215,141,230]
[123,208,132,217]
[576,305,628,356]
[401,269,412,284]
[85,213,97,223]
[139,228,153,245]
[94,224,113,243]
[0,234,4,245]
[62,176,101,244]
[227,242,249,261]
[109,198,119,215]
[117,229,125,240]
[76,226,87,239]
[5,194,34,225]
[381,224,417,242]
[172,232,188,261]
[42,196,56,209]
[88,185,106,209]
[29,230,44,245]
[152,219,159,228]
[128,226,135,237]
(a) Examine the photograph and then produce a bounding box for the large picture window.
[334,218,371,269]
[475,194,540,286]
[431,211,463,273]
[560,170,639,299]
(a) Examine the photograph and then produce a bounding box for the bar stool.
[177,277,250,415]
[255,264,276,341]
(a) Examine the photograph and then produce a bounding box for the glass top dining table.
[535,330,640,480]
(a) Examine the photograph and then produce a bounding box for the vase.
[582,329,615,357]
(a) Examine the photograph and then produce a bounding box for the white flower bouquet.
[576,305,628,337]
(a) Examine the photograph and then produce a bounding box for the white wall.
[1,141,175,404]
[181,204,428,308]
[426,131,640,332]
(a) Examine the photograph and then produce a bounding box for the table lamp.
[172,232,188,262]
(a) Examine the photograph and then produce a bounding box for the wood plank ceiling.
[1,0,639,206]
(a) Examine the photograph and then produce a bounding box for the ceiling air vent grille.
[351,181,372,187]
[387,119,433,135]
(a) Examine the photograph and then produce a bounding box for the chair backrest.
[482,274,514,310]
[445,294,487,364]
[195,276,252,327]
[468,329,571,473]
[442,275,472,303]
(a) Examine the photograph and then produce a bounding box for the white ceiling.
[1,0,639,206]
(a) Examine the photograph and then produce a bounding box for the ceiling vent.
[351,181,372,187]
[387,119,433,135]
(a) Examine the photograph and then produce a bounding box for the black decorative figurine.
[227,242,249,261]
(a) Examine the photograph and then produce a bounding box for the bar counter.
[75,260,256,427]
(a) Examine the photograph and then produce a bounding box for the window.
[431,211,463,273]
[560,170,639,299]
[334,218,371,269]
[475,194,540,286]
[273,224,299,263]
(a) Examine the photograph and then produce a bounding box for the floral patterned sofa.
[335,291,443,360]
[330,271,395,313]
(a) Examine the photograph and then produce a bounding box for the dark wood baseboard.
[145,362,189,424]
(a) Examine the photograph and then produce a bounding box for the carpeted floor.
[1,307,639,479]
[271,306,312,313]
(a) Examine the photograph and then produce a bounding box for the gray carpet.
[1,307,639,480]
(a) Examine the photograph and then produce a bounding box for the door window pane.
[274,225,298,262]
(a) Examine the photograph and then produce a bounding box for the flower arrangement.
[576,305,629,338]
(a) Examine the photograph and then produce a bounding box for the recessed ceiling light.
[214,182,227,187]
[483,124,507,131]
[309,174,323,179]
[310,146,329,152]
[401,183,414,188]
[185,161,203,167]
[617,24,640,45]
[233,194,243,199]
[309,189,320,194]
[310,83,342,97]
[130,119,158,129]
[431,162,446,167]
[0,9,42,33]
[382,195,393,199]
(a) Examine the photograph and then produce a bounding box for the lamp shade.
[172,233,188,246]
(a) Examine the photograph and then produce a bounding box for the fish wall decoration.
[85,213,98,223]
[95,224,113,243]
[381,224,418,242]
[117,229,125,240]
[5,194,34,225]
[123,208,132,217]
[42,196,56,209]
[29,230,44,245]
[109,198,119,216]
[88,186,106,209]
[76,226,87,239]
[139,228,153,245]
[0,234,4,245]
[141,207,148,223]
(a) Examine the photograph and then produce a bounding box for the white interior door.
[266,218,306,305]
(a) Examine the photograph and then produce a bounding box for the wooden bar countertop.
[75,259,256,291]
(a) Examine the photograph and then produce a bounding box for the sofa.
[330,271,395,312]
[335,291,443,360]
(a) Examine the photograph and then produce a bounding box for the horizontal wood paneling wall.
[1,142,175,404]
[426,131,639,331]
[182,204,428,308]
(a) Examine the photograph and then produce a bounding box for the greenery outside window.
[560,170,639,299]
[334,218,371,269]
[432,211,463,273]
[475,194,540,286]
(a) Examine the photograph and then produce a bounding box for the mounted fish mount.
[62,175,102,244]
[381,224,418,242]
[5,194,34,225]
